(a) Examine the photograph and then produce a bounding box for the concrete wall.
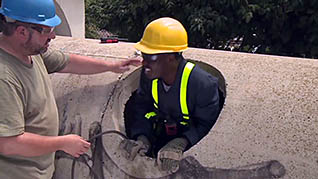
[54,0,85,38]
[50,36,318,179]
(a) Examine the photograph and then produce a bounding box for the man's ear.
[15,26,30,42]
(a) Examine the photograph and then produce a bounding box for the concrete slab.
[51,36,318,179]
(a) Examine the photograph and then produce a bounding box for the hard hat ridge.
[135,17,188,54]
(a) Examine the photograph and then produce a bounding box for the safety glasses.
[142,53,160,61]
[29,25,55,35]
[13,21,55,35]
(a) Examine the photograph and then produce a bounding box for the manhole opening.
[123,60,227,144]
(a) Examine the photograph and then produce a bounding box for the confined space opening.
[103,60,229,178]
[116,61,285,178]
[123,59,227,139]
[52,59,285,178]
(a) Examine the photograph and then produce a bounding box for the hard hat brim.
[36,15,61,27]
[134,42,188,55]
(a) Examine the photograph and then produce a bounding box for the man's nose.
[49,31,56,39]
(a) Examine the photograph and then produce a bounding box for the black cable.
[71,130,128,179]
[88,130,127,142]
[81,154,100,179]
[71,157,76,179]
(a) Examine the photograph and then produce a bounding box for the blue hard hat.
[0,0,61,27]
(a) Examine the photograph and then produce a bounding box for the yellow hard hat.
[135,17,188,54]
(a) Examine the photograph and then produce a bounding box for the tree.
[85,0,318,58]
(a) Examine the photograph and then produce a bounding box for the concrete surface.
[50,36,318,179]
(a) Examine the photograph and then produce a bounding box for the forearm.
[184,83,220,146]
[183,121,212,147]
[0,132,64,157]
[130,79,154,139]
[59,54,115,74]
[182,114,218,147]
[130,106,153,139]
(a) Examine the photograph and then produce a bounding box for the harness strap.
[146,62,195,125]
[152,79,159,109]
[180,62,195,120]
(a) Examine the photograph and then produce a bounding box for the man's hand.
[157,137,188,172]
[119,135,150,161]
[60,54,142,74]
[112,57,142,73]
[60,134,91,158]
[136,135,150,156]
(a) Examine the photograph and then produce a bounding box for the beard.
[23,32,49,55]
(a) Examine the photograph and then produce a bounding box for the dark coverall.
[126,59,223,157]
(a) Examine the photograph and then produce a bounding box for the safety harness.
[144,62,195,127]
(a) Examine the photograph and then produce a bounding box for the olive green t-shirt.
[0,48,69,179]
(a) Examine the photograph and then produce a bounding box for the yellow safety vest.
[145,62,195,126]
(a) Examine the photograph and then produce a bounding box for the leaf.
[244,12,253,23]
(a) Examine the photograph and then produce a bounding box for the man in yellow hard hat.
[0,0,141,178]
[121,17,224,172]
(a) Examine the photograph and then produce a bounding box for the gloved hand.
[136,135,151,156]
[119,135,150,161]
[157,137,188,172]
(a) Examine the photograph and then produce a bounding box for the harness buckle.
[165,122,177,136]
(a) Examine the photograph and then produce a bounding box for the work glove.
[157,137,188,173]
[119,135,150,161]
[136,135,151,156]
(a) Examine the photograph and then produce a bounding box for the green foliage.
[243,0,318,58]
[85,0,102,39]
[85,0,318,58]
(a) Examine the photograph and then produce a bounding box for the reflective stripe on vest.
[180,62,195,120]
[152,79,159,108]
[145,111,157,119]
[148,62,195,125]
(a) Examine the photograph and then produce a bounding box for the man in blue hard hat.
[0,0,141,178]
